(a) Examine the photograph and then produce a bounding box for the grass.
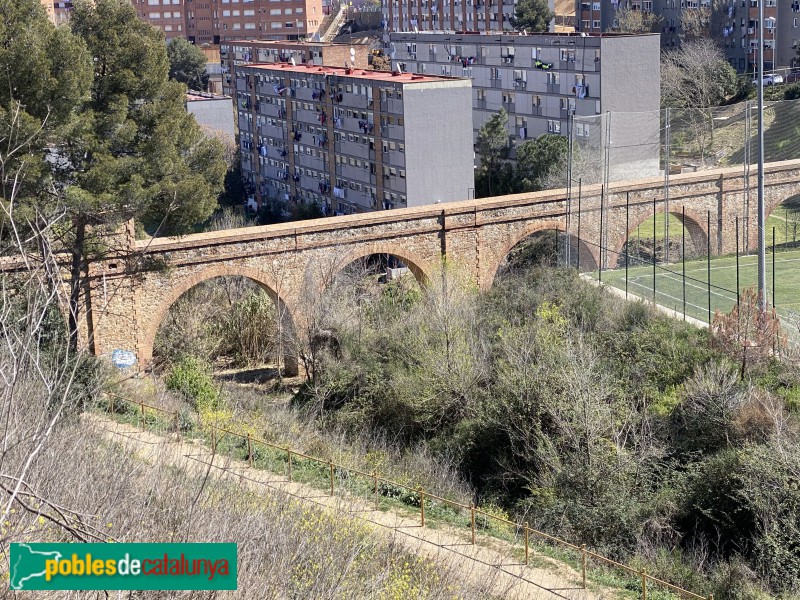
[601,246,800,327]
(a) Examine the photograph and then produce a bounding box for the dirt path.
[87,414,621,600]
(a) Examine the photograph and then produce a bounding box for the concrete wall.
[187,97,236,144]
[403,80,474,205]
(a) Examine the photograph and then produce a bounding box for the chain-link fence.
[559,98,800,350]
[568,97,800,187]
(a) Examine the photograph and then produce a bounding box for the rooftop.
[186,92,231,102]
[222,39,352,48]
[243,62,466,84]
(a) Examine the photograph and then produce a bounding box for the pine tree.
[475,109,510,197]
[1,0,227,349]
[509,0,555,32]
[167,38,210,91]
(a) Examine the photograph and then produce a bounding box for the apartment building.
[234,63,474,214]
[720,0,788,73]
[132,0,186,40]
[380,0,564,34]
[575,1,797,71]
[390,31,661,178]
[126,0,323,44]
[575,1,683,44]
[221,40,370,98]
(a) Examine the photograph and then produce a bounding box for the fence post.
[470,503,476,545]
[641,569,647,600]
[419,487,425,527]
[581,544,587,589]
[329,461,334,496]
[373,472,379,509]
[287,449,293,481]
[110,395,115,415]
[139,401,145,428]
[247,434,253,468]
[524,522,529,565]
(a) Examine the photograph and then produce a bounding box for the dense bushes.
[294,264,800,597]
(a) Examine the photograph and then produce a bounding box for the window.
[547,120,561,133]
[148,11,160,17]
[271,22,282,28]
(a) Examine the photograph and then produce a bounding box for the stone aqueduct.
[49,159,800,370]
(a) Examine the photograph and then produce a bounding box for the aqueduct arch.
[138,264,300,371]
[484,220,600,287]
[609,206,710,267]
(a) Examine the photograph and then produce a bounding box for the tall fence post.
[707,210,712,322]
[524,522,529,565]
[470,503,476,545]
[736,216,741,307]
[247,434,253,468]
[329,461,335,496]
[287,449,293,481]
[109,395,115,415]
[581,544,587,589]
[139,401,145,428]
[373,472,379,509]
[653,196,657,303]
[682,206,686,320]
[419,487,425,527]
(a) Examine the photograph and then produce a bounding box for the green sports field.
[601,248,800,326]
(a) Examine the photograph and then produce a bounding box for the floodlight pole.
[757,0,767,312]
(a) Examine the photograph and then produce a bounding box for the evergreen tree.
[167,38,210,91]
[0,0,92,214]
[1,0,227,348]
[475,109,510,197]
[515,135,568,192]
[509,0,554,32]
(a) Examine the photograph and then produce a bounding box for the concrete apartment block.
[390,31,661,179]
[221,40,371,98]
[235,63,473,214]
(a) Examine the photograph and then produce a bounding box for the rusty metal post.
[524,522,529,565]
[641,569,647,600]
[247,434,253,468]
[329,461,334,495]
[581,544,587,589]
[470,504,476,544]
[139,401,145,427]
[287,449,293,481]
[419,487,425,527]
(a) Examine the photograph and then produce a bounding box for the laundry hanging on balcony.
[534,59,553,70]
